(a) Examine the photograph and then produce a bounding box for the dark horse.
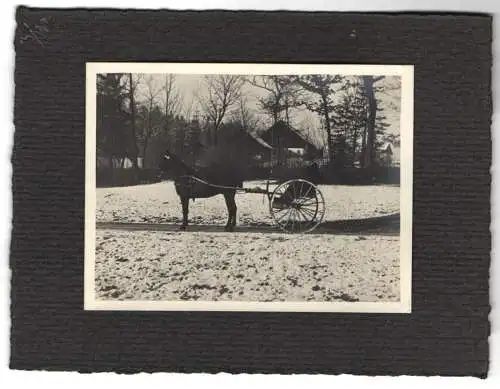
[159,151,243,232]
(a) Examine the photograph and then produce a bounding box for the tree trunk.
[142,136,149,169]
[128,74,139,172]
[360,120,368,167]
[163,101,170,150]
[351,126,359,165]
[284,99,291,126]
[272,110,279,126]
[322,97,335,162]
[143,103,153,169]
[363,76,377,167]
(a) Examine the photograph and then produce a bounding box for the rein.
[166,152,274,200]
[178,175,246,192]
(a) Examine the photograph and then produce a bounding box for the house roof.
[380,142,393,152]
[245,131,273,150]
[221,128,273,151]
[379,142,401,162]
[261,121,319,150]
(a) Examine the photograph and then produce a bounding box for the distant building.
[260,121,322,164]
[230,128,273,165]
[237,130,274,163]
[195,123,273,168]
[96,155,143,169]
[379,142,400,166]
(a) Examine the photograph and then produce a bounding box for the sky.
[132,73,402,149]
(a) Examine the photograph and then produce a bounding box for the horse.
[159,151,243,232]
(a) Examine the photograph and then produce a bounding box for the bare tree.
[247,75,302,126]
[294,75,344,162]
[162,74,183,125]
[362,75,385,167]
[234,95,262,133]
[182,95,197,122]
[197,75,245,144]
[126,73,141,170]
[156,74,184,156]
[296,113,319,149]
[138,75,165,164]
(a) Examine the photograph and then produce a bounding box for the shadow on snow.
[96,213,400,236]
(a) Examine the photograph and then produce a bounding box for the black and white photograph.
[85,63,413,312]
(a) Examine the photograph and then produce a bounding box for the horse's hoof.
[224,225,235,232]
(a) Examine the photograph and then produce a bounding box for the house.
[220,127,273,166]
[96,148,143,169]
[235,130,273,164]
[195,123,273,168]
[260,121,322,164]
[379,142,400,166]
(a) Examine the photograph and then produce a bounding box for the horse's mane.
[164,151,198,176]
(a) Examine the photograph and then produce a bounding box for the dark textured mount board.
[10,7,492,377]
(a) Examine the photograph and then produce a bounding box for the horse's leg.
[230,192,237,229]
[180,196,189,230]
[223,192,237,232]
[223,193,232,231]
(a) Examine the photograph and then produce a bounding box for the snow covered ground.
[95,230,400,302]
[96,180,400,226]
[94,181,401,303]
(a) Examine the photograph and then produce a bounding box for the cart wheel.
[269,179,325,233]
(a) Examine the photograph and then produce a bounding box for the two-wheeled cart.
[183,175,326,233]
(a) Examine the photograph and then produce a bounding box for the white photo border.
[84,62,414,313]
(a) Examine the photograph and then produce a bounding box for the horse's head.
[159,152,175,176]
[158,151,192,179]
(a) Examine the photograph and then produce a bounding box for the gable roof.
[243,131,273,150]
[260,121,319,151]
[380,142,393,153]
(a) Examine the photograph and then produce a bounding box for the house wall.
[96,156,144,169]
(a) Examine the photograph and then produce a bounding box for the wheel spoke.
[284,208,296,229]
[283,186,294,202]
[276,207,292,222]
[299,199,322,207]
[294,209,304,232]
[296,210,311,230]
[270,180,325,233]
[295,197,317,206]
[301,204,319,214]
[303,183,313,198]
[279,211,292,229]
[296,207,312,224]
[272,206,289,214]
[299,206,317,218]
[295,209,302,231]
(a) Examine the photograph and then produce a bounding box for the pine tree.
[334,79,368,166]
[96,73,128,169]
[294,74,344,162]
